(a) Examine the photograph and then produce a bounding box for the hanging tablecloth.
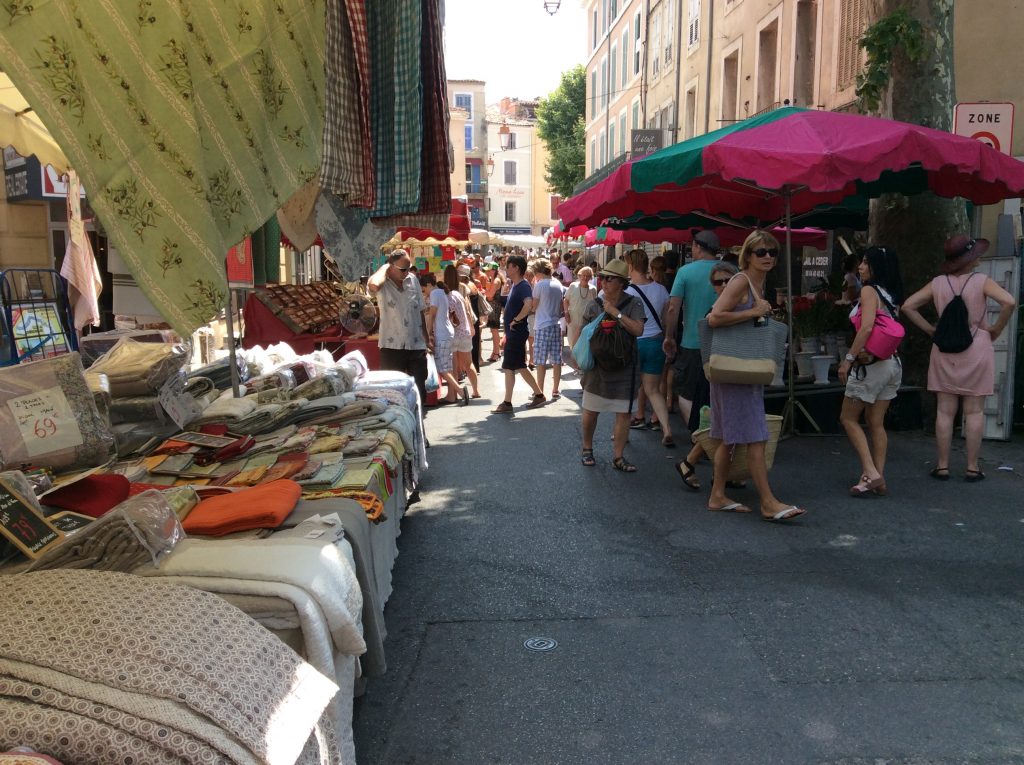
[0,1,325,336]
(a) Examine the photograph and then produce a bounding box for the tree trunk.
[866,0,968,387]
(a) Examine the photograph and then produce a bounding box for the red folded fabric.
[42,474,131,518]
[181,479,302,536]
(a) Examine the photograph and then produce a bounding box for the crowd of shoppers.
[372,229,1015,525]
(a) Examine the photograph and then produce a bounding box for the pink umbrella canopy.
[561,107,1024,228]
[584,225,828,249]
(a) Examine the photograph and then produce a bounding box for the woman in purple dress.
[706,231,806,522]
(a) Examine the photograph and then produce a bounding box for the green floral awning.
[0,0,325,335]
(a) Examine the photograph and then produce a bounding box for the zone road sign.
[953,102,1015,154]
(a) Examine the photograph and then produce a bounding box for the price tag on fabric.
[158,376,202,429]
[0,475,63,558]
[7,386,84,458]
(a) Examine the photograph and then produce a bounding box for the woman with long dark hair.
[837,246,905,497]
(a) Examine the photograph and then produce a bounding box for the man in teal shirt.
[662,230,720,429]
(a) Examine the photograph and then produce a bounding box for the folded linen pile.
[189,395,257,426]
[0,570,341,764]
[27,491,182,573]
[297,454,346,492]
[182,480,302,536]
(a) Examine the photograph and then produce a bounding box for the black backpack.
[932,274,976,354]
[590,297,637,372]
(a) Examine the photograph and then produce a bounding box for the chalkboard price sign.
[0,476,63,558]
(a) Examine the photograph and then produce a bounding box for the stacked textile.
[0,570,341,764]
[181,480,302,537]
[24,491,182,574]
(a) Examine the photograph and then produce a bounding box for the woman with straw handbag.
[705,231,806,523]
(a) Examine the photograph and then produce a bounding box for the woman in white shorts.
[837,246,904,498]
[444,265,480,398]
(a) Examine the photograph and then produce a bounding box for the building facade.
[446,79,488,228]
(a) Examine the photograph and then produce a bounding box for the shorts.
[672,347,707,401]
[845,357,902,404]
[434,340,454,374]
[502,329,529,371]
[454,335,472,354]
[534,324,562,367]
[636,336,666,375]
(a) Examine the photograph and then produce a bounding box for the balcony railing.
[466,181,488,195]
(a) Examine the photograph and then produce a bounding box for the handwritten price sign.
[0,476,63,558]
[7,387,83,458]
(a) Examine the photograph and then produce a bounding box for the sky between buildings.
[443,0,587,104]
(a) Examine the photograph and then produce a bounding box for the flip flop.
[762,506,806,522]
[965,469,986,483]
[551,392,561,400]
[708,502,752,513]
[929,467,950,481]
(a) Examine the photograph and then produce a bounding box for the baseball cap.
[693,230,720,253]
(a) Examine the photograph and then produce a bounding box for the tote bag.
[698,275,787,385]
[572,313,604,372]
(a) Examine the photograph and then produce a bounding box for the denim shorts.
[636,336,666,375]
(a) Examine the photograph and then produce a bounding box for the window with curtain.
[504,201,516,222]
[507,131,517,150]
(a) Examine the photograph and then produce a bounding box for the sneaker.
[646,420,662,431]
[629,417,646,429]
[491,401,514,413]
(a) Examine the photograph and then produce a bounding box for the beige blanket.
[0,570,341,764]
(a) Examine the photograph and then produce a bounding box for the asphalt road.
[353,342,1024,765]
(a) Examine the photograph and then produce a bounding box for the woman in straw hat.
[901,234,1017,482]
[579,259,646,472]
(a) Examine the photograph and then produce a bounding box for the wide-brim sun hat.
[597,259,630,282]
[941,234,989,274]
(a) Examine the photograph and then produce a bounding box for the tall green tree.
[536,65,586,199]
[859,0,968,385]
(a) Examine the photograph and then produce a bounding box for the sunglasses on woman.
[752,248,779,259]
[711,278,730,286]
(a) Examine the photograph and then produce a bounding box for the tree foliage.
[856,7,925,113]
[536,65,586,199]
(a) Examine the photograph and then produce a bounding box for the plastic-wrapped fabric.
[88,339,190,397]
[244,369,297,393]
[109,395,164,425]
[292,374,348,401]
[26,490,183,572]
[85,371,112,426]
[0,353,115,474]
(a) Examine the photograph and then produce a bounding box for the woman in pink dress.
[902,235,1017,482]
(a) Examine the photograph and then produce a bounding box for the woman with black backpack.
[901,235,1017,482]
[837,246,905,497]
[579,260,646,472]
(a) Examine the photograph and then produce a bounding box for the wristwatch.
[844,353,856,362]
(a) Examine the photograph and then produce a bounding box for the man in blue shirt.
[662,230,720,429]
[493,255,544,413]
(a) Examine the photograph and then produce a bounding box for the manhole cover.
[523,637,557,652]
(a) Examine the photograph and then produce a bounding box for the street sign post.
[953,102,1015,154]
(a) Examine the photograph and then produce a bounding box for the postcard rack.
[0,268,78,366]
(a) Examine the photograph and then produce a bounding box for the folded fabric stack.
[26,491,182,573]
[0,570,341,764]
[298,454,347,492]
[189,394,257,427]
[182,480,302,537]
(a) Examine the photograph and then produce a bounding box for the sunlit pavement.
[353,337,1024,764]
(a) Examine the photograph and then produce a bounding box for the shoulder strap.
[862,284,898,317]
[627,284,663,331]
[732,272,761,303]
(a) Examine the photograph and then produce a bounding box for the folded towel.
[182,480,302,536]
[41,474,131,518]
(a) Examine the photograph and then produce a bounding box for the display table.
[242,292,344,355]
[765,382,923,433]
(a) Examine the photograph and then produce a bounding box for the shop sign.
[953,102,1014,154]
[4,154,40,202]
[801,250,832,293]
[226,236,255,288]
[41,165,87,198]
[631,129,665,158]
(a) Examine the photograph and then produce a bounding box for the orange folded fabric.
[182,479,302,536]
